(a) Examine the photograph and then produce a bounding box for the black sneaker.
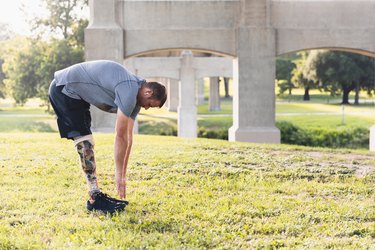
[98,192,129,205]
[86,192,127,214]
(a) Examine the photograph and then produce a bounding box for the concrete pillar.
[196,78,205,105]
[178,51,197,138]
[167,78,179,112]
[229,0,280,143]
[209,77,221,111]
[85,0,124,132]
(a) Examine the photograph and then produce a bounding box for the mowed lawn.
[0,133,374,249]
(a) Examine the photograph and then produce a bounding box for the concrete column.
[167,78,179,112]
[229,0,279,143]
[209,77,221,111]
[85,0,124,132]
[178,51,197,138]
[196,78,205,105]
[228,27,280,143]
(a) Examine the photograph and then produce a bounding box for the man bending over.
[48,60,167,214]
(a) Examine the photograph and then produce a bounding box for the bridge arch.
[278,47,375,59]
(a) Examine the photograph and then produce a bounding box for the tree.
[37,39,84,108]
[31,0,88,47]
[3,39,45,105]
[3,38,84,106]
[2,0,88,106]
[0,23,16,98]
[223,77,230,98]
[0,23,14,41]
[303,50,373,104]
[291,51,317,101]
[276,55,296,95]
[0,58,5,98]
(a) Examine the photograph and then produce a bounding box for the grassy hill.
[0,133,374,249]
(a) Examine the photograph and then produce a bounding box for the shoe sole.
[87,206,125,214]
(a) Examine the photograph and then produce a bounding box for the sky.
[0,0,43,35]
[0,0,89,36]
[0,0,46,35]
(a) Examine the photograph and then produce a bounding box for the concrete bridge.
[85,0,375,143]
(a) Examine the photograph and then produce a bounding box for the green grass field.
[0,133,374,248]
[0,96,374,248]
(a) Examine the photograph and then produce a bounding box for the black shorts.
[49,80,92,139]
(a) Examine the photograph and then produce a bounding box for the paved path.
[138,111,375,119]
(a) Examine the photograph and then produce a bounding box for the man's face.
[140,98,161,110]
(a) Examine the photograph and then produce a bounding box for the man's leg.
[74,134,100,198]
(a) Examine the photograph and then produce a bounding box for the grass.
[0,133,374,248]
[0,98,57,132]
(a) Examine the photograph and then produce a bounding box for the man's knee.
[74,134,94,147]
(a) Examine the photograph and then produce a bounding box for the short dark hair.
[144,81,167,108]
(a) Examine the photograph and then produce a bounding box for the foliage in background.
[276,54,296,95]
[277,121,369,149]
[3,40,44,105]
[291,51,317,101]
[303,50,375,105]
[32,0,88,42]
[0,58,5,98]
[37,39,84,107]
[138,118,370,149]
[0,23,17,98]
[0,0,88,106]
[0,22,14,41]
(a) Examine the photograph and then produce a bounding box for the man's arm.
[114,109,134,199]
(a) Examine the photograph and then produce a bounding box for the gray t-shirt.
[54,60,144,119]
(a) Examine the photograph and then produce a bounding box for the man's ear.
[144,88,153,98]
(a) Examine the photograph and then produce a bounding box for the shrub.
[138,119,369,149]
[198,127,228,140]
[276,121,369,149]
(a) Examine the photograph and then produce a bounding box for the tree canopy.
[303,50,374,104]
[0,0,88,106]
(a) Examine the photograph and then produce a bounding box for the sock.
[74,135,100,197]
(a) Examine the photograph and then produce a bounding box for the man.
[48,60,167,214]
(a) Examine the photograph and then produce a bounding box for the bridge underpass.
[85,0,375,144]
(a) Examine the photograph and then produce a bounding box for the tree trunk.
[223,77,230,98]
[354,81,360,105]
[303,87,310,101]
[341,82,355,105]
[342,90,350,104]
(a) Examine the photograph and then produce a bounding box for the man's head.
[137,81,167,110]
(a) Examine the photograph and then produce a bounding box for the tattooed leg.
[74,135,100,196]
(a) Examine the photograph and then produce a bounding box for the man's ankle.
[89,190,101,203]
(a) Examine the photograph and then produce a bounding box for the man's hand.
[116,175,127,199]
